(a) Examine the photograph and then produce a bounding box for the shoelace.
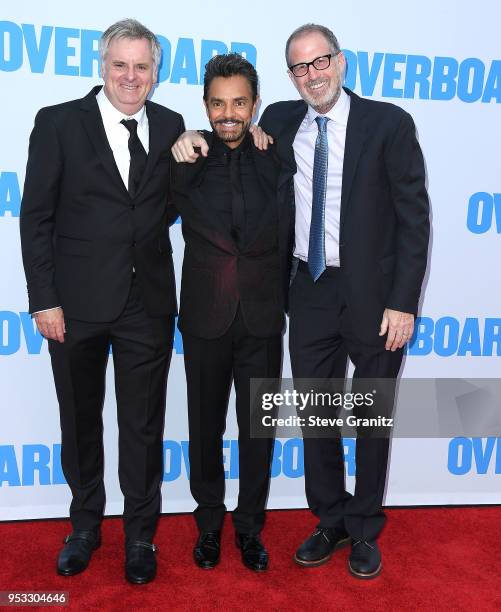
[64,531,98,544]
[201,533,219,550]
[128,540,157,552]
[312,528,332,543]
[240,535,262,551]
[352,540,374,550]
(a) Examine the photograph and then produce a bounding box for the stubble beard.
[302,78,342,115]
[211,119,249,143]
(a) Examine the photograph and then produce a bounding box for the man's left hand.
[249,124,274,150]
[379,308,414,351]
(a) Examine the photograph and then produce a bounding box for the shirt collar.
[306,87,350,128]
[210,131,252,159]
[97,87,147,127]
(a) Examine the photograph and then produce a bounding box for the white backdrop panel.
[0,0,499,520]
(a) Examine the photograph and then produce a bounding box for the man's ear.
[203,98,210,119]
[336,51,347,82]
[252,95,260,119]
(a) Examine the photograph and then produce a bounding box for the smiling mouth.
[215,120,243,128]
[307,80,328,92]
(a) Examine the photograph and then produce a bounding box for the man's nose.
[125,65,136,80]
[306,63,322,79]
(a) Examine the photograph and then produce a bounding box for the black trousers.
[289,262,403,542]
[182,308,282,535]
[49,277,174,543]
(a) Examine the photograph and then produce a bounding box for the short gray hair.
[285,23,341,66]
[99,18,162,69]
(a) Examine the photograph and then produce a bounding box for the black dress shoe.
[294,527,350,567]
[194,531,221,569]
[57,529,101,576]
[348,540,382,579]
[235,533,268,572]
[125,541,157,584]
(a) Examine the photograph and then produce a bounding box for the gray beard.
[307,85,341,114]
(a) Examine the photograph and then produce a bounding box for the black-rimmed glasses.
[288,52,340,78]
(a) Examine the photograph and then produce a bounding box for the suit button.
[130,204,136,210]
[132,241,136,247]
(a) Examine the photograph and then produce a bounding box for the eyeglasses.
[288,52,340,78]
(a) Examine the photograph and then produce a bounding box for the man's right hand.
[34,307,65,343]
[171,130,209,163]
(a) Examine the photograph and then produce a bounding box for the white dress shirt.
[34,88,149,315]
[292,88,350,267]
[96,87,149,188]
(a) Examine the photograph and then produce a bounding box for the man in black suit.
[19,19,184,584]
[259,24,429,579]
[171,54,292,572]
[172,24,429,579]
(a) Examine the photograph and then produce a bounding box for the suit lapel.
[242,144,280,250]
[174,131,238,252]
[277,102,307,188]
[80,86,128,197]
[135,101,164,198]
[252,144,279,198]
[172,129,211,193]
[186,130,213,189]
[340,89,368,229]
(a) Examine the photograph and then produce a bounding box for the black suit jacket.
[260,87,430,342]
[171,131,292,339]
[20,86,185,322]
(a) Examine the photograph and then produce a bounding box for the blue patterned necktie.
[308,115,329,281]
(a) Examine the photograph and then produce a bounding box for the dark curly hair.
[203,53,258,101]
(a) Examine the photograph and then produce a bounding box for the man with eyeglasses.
[171,23,429,580]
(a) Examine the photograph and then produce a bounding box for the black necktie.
[121,118,147,197]
[229,149,245,246]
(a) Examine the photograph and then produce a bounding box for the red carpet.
[1,508,500,611]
